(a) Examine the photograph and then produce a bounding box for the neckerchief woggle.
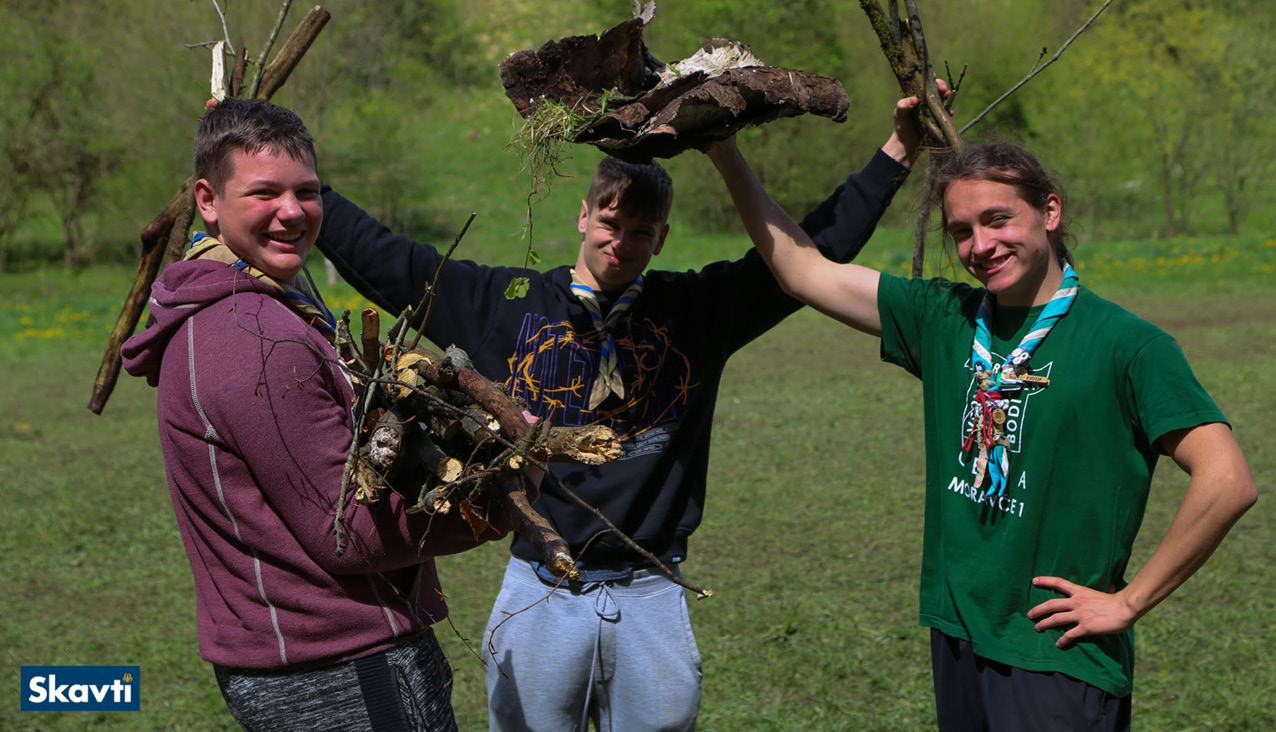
[569,268,643,410]
[184,232,336,341]
[962,261,1078,496]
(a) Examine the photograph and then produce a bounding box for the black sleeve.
[696,148,912,352]
[316,186,450,315]
[798,148,911,263]
[316,186,524,354]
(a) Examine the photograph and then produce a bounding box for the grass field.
[2,232,1274,731]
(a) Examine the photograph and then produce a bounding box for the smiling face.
[944,178,1063,307]
[575,199,669,291]
[194,147,322,286]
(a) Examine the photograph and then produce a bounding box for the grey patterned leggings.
[214,629,458,732]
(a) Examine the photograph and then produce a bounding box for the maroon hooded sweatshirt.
[123,258,505,669]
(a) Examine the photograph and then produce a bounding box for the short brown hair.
[934,143,1075,265]
[585,156,674,221]
[194,98,317,194]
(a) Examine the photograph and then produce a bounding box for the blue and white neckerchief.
[569,268,643,410]
[185,232,336,340]
[962,262,1079,496]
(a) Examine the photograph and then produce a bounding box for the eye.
[949,226,972,242]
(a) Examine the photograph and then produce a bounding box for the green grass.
[3,233,1274,730]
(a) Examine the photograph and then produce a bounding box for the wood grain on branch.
[231,36,248,96]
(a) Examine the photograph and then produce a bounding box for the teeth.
[271,232,302,243]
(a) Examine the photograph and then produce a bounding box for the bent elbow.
[1219,464,1259,519]
[1237,479,1259,514]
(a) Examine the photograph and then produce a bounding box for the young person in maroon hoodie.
[123,98,528,732]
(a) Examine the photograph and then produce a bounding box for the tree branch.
[207,0,236,56]
[960,0,1116,134]
[87,177,194,414]
[253,4,328,100]
[248,0,295,98]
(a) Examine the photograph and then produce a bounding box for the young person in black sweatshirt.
[315,100,927,730]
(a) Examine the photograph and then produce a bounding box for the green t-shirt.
[877,274,1226,697]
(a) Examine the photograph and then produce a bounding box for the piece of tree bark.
[500,17,849,161]
[576,66,849,161]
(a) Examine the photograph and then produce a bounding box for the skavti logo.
[21,666,140,712]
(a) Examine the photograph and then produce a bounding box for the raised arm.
[708,139,883,335]
[1028,422,1257,647]
[705,94,929,336]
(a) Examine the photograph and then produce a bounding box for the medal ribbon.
[570,268,643,410]
[964,262,1079,496]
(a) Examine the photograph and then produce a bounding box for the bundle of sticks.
[333,306,622,581]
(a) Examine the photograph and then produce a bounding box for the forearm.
[1118,457,1256,620]
[709,141,884,334]
[317,186,442,315]
[798,149,910,263]
[709,143,834,295]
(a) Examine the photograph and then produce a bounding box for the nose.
[276,193,304,224]
[970,227,994,257]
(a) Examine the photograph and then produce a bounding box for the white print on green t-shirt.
[943,475,1027,516]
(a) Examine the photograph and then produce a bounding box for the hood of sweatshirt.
[122,259,279,386]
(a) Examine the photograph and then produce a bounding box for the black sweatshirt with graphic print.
[316,150,908,566]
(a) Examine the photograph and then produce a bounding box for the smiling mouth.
[269,231,304,244]
[979,254,1011,275]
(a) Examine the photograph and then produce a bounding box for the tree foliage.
[3,0,1273,270]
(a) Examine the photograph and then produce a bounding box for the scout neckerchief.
[962,261,1078,496]
[185,232,336,341]
[570,267,643,410]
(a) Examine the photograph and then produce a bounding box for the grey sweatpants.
[483,557,703,731]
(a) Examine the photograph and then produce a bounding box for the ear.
[1043,192,1062,232]
[578,200,590,236]
[653,223,670,257]
[194,179,220,232]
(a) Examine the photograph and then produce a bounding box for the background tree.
[2,0,1273,271]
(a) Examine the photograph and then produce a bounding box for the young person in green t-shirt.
[705,97,1258,731]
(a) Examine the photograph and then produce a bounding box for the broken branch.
[88,177,195,414]
[253,5,329,100]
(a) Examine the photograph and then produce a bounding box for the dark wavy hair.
[585,156,674,221]
[194,98,316,194]
[934,143,1075,265]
